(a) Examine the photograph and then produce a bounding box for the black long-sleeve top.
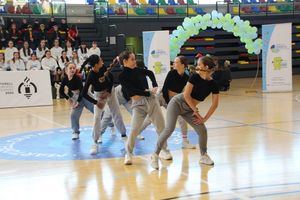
[81,66,113,104]
[119,67,158,101]
[59,75,83,102]
[162,70,189,104]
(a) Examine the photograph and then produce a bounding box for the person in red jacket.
[68,24,81,48]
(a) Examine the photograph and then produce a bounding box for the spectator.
[60,18,69,41]
[33,19,40,32]
[65,40,73,59]
[6,19,14,30]
[35,23,48,44]
[26,53,41,70]
[68,24,80,48]
[4,40,18,62]
[41,50,58,86]
[20,18,29,32]
[20,41,33,64]
[213,60,232,91]
[88,41,101,57]
[7,52,26,71]
[58,50,69,69]
[77,42,88,60]
[0,52,6,70]
[47,17,57,31]
[49,25,62,46]
[23,25,35,48]
[8,23,20,44]
[50,39,63,61]
[0,25,8,50]
[36,39,48,60]
[71,51,82,69]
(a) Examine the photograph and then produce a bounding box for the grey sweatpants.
[155,93,208,155]
[126,94,166,154]
[138,92,188,138]
[93,87,126,143]
[100,85,132,135]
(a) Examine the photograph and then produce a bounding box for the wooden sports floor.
[0,76,300,200]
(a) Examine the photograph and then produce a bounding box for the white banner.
[143,30,170,87]
[0,71,53,108]
[262,23,292,92]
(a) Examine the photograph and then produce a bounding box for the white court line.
[16,108,67,128]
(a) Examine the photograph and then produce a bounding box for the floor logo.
[0,126,198,161]
[18,77,37,99]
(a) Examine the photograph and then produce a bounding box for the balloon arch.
[169,10,263,60]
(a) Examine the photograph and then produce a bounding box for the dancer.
[150,56,219,169]
[60,62,94,140]
[138,56,196,149]
[81,55,127,155]
[118,50,172,165]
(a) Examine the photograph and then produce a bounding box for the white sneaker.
[182,141,196,149]
[72,133,79,140]
[111,126,115,136]
[199,153,214,166]
[90,144,98,155]
[150,153,159,170]
[124,153,133,165]
[160,149,173,160]
[97,134,102,144]
[122,136,127,143]
[137,134,145,140]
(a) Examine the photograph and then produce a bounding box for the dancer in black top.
[151,56,220,170]
[59,62,94,140]
[81,55,127,155]
[119,50,172,165]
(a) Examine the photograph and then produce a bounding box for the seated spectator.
[20,41,33,64]
[47,17,57,31]
[50,39,63,61]
[0,25,8,50]
[20,18,29,33]
[36,39,48,60]
[5,40,18,62]
[64,40,73,59]
[60,18,69,41]
[49,25,62,46]
[8,23,20,44]
[41,50,58,86]
[88,41,101,57]
[58,50,69,69]
[71,51,82,69]
[23,25,35,48]
[35,23,48,44]
[0,52,6,70]
[68,24,80,48]
[33,19,40,32]
[26,53,41,70]
[213,60,232,91]
[0,16,4,27]
[7,51,26,71]
[77,42,88,60]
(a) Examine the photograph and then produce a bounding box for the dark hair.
[72,51,79,64]
[12,52,21,63]
[80,43,87,54]
[0,52,5,62]
[31,52,37,57]
[118,50,134,66]
[61,51,69,62]
[38,40,47,51]
[86,54,100,67]
[22,41,31,57]
[177,56,188,68]
[41,50,51,60]
[199,56,216,70]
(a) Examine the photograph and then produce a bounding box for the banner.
[262,23,292,92]
[143,30,170,87]
[0,70,53,108]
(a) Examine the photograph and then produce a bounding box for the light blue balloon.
[211,10,218,18]
[233,16,240,23]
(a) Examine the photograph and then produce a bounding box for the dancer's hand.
[72,101,79,109]
[68,99,73,105]
[96,101,105,109]
[151,87,158,94]
[192,111,205,125]
[99,91,110,100]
